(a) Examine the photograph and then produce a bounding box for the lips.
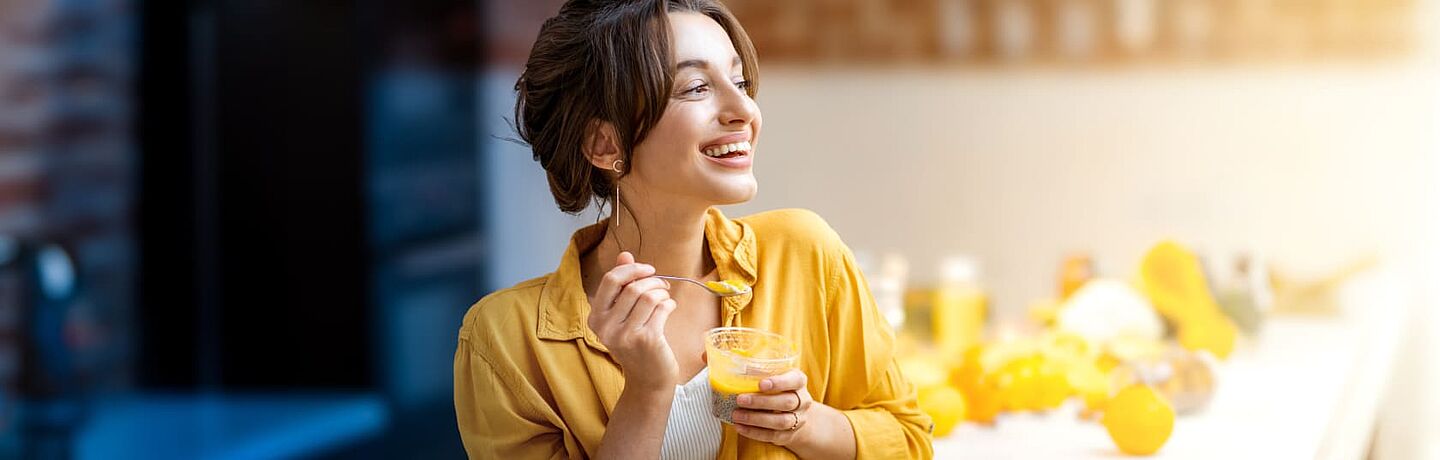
[700,132,750,151]
[697,132,754,168]
[701,146,752,169]
[702,140,752,158]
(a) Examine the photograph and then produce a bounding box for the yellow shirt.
[454,208,933,459]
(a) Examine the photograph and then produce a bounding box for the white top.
[661,368,722,460]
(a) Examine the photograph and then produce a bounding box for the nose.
[715,82,758,128]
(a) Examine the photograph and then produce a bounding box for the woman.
[454,0,933,458]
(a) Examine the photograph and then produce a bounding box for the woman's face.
[626,12,761,211]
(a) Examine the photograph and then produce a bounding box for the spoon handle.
[650,275,709,290]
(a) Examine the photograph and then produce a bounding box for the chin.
[715,182,758,205]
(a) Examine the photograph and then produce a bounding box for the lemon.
[1034,361,1073,410]
[997,356,1040,411]
[950,345,986,391]
[964,386,1002,424]
[1178,313,1238,360]
[1102,384,1175,456]
[917,385,967,437]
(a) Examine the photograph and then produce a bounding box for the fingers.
[737,391,804,412]
[734,423,785,443]
[616,251,634,266]
[732,369,813,446]
[732,409,804,432]
[609,277,670,323]
[759,368,808,393]
[641,298,678,330]
[593,255,654,314]
[621,288,670,328]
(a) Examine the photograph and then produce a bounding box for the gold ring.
[787,412,801,431]
[791,393,802,412]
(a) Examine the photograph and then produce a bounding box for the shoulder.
[458,275,549,347]
[737,208,857,288]
[736,208,843,251]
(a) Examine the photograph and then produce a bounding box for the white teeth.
[703,141,751,157]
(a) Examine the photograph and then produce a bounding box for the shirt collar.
[537,207,757,346]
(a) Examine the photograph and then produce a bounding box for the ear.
[582,119,623,172]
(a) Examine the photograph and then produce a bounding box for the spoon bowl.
[652,275,751,297]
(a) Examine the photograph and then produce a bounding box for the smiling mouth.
[701,140,751,159]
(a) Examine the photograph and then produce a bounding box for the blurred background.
[0,0,1436,458]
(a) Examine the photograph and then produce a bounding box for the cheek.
[645,109,708,154]
[631,133,690,176]
[748,103,763,139]
[637,131,692,163]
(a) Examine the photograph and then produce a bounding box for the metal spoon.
[651,275,751,297]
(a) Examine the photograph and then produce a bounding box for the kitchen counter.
[934,270,1407,459]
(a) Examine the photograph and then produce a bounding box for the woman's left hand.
[731,368,816,447]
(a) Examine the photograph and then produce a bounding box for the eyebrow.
[676,55,743,71]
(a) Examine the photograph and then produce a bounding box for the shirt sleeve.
[826,245,936,460]
[454,335,573,460]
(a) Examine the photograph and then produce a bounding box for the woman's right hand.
[587,251,680,393]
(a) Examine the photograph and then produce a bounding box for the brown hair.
[514,0,760,214]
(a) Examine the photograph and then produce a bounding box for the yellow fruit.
[951,345,985,386]
[1102,385,1175,456]
[997,356,1040,411]
[1035,361,1073,410]
[1138,240,1223,327]
[963,376,1003,424]
[917,385,968,437]
[1178,314,1238,360]
[952,344,1005,423]
[950,349,983,403]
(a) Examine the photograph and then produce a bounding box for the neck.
[596,193,713,280]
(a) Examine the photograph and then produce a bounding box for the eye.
[677,78,709,97]
[684,83,710,96]
[733,79,750,91]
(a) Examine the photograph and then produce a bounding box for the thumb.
[616,251,635,266]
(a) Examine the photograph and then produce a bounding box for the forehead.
[668,12,738,66]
